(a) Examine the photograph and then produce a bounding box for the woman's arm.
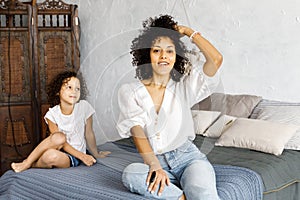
[176,25,223,76]
[131,125,170,196]
[85,116,110,158]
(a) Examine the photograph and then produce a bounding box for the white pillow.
[192,110,221,135]
[257,106,300,150]
[215,118,299,156]
[204,115,236,138]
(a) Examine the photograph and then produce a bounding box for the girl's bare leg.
[11,132,66,172]
[33,149,70,169]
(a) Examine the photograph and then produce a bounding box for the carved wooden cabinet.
[0,0,80,175]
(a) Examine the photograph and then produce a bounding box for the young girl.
[117,15,222,199]
[11,71,110,173]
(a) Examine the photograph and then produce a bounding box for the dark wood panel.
[0,31,31,103]
[0,105,37,174]
[38,31,74,103]
[41,103,50,139]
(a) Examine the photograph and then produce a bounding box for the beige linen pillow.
[193,93,262,118]
[204,115,236,138]
[215,118,299,156]
[192,110,221,135]
[257,106,300,150]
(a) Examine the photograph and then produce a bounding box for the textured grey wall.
[71,0,300,144]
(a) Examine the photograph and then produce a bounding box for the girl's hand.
[94,151,111,158]
[146,169,170,196]
[80,154,96,166]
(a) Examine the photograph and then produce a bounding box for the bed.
[1,93,300,200]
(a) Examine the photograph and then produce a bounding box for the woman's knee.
[123,163,184,199]
[122,163,149,192]
[182,160,216,186]
[181,160,218,200]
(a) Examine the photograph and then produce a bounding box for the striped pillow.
[257,106,300,150]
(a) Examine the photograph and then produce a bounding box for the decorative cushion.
[257,106,300,150]
[192,93,262,118]
[204,115,236,138]
[215,118,299,156]
[191,110,221,135]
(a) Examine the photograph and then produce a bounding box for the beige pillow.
[192,110,221,135]
[215,118,299,156]
[257,106,300,150]
[192,93,262,118]
[204,115,236,138]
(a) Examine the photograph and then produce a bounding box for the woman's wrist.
[184,28,195,37]
[190,31,201,42]
[142,152,162,171]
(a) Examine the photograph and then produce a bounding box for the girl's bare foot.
[11,160,31,173]
[98,151,111,158]
[179,194,186,200]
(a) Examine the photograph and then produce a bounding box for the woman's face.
[150,36,176,78]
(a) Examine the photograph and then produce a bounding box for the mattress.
[0,141,263,200]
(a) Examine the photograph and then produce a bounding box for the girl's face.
[150,36,176,78]
[59,76,81,106]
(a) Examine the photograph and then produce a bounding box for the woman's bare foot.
[11,160,31,173]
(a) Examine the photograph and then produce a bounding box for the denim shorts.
[66,153,81,167]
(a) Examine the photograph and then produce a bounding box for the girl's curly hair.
[46,70,88,107]
[130,15,190,82]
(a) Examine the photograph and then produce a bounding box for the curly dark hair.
[46,70,88,107]
[130,14,190,82]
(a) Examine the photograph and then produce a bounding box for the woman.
[117,15,222,200]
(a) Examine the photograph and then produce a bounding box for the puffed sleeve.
[184,60,221,107]
[44,106,58,124]
[80,100,95,124]
[116,83,149,138]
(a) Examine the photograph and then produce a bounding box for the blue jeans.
[122,140,219,200]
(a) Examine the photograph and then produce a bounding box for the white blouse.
[44,100,95,153]
[117,61,220,154]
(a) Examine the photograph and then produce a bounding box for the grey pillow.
[192,93,262,118]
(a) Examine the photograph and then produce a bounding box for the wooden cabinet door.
[0,28,38,174]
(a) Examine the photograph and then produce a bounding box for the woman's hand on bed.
[94,151,111,158]
[147,169,170,196]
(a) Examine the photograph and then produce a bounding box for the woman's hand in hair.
[174,25,194,38]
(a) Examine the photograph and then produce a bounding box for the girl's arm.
[131,125,170,196]
[176,25,223,77]
[85,116,110,158]
[47,119,97,166]
[47,119,59,133]
[63,142,96,166]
